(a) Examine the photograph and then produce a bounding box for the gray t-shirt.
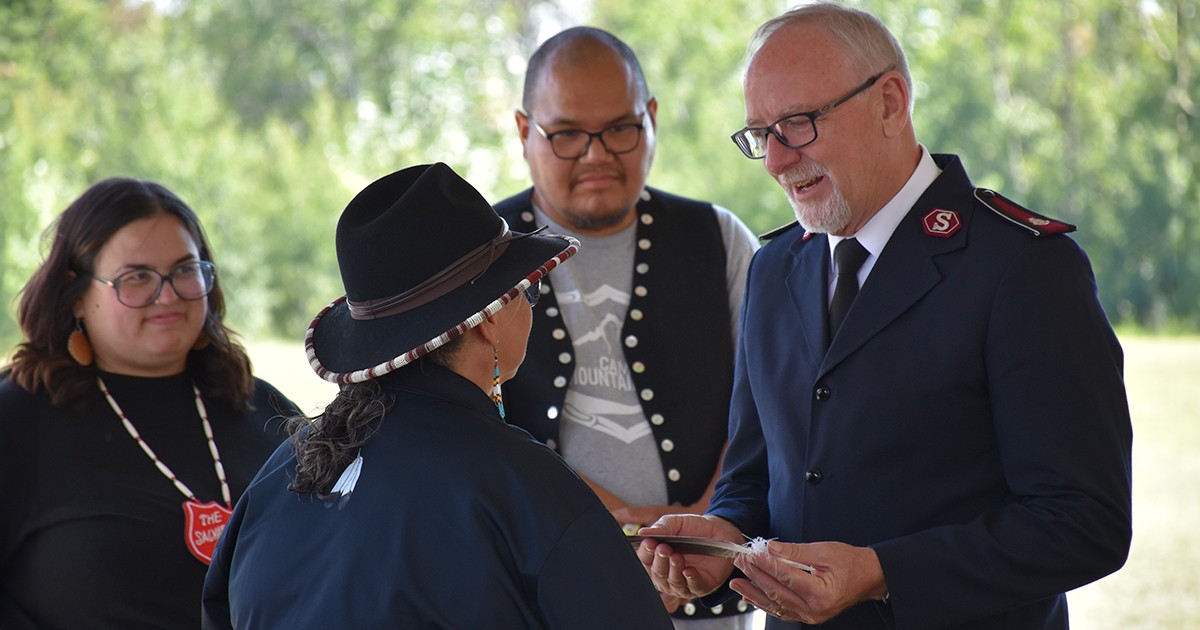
[533,202,758,508]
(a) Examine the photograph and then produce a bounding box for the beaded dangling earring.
[492,346,505,420]
[67,319,94,366]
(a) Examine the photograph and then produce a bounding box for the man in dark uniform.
[494,26,759,628]
[638,4,1132,629]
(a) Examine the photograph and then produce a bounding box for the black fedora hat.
[306,163,578,384]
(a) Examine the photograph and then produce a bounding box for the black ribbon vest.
[495,187,736,507]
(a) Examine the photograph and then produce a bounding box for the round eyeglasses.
[731,66,895,159]
[92,261,217,308]
[524,111,647,160]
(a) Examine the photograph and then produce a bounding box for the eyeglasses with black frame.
[92,260,218,308]
[730,65,896,159]
[523,110,648,160]
[522,279,542,307]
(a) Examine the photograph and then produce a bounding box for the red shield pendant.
[182,500,232,565]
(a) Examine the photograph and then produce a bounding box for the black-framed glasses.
[92,260,217,308]
[731,65,896,159]
[522,279,542,307]
[524,111,647,160]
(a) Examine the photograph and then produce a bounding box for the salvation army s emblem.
[182,500,232,565]
[923,209,961,237]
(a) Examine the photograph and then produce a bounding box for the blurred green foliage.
[1,0,1196,351]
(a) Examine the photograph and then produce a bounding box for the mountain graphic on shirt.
[562,392,651,444]
[573,313,623,351]
[555,285,629,307]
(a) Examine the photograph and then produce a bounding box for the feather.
[327,453,363,510]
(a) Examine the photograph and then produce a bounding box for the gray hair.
[749,2,912,110]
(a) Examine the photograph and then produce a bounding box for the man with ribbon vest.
[496,26,760,628]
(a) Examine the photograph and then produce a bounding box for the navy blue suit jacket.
[202,362,671,629]
[708,154,1132,629]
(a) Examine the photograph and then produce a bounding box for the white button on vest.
[558,352,572,364]
[624,335,638,348]
[650,413,665,425]
[668,468,681,481]
[631,361,645,374]
[660,438,674,452]
[553,376,567,388]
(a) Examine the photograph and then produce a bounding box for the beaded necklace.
[98,376,233,564]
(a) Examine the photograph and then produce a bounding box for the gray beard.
[790,183,852,235]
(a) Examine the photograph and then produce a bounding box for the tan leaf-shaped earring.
[67,319,94,366]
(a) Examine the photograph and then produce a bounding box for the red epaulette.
[974,188,1075,236]
[758,221,802,241]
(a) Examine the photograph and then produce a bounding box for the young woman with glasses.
[0,178,297,629]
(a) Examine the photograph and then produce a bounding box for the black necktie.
[829,238,869,339]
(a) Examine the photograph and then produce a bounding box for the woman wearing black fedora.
[202,163,673,629]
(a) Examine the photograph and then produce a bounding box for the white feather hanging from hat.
[328,452,363,509]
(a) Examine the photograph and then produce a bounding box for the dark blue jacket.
[710,154,1132,629]
[202,362,671,629]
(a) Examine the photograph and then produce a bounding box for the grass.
[1065,336,1200,628]
[247,335,1200,628]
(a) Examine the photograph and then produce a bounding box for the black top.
[0,371,296,629]
[202,361,673,630]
